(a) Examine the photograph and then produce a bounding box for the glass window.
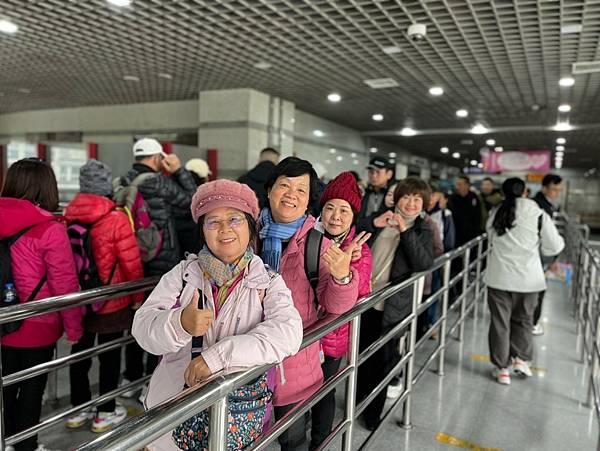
[7,142,37,166]
[50,145,87,198]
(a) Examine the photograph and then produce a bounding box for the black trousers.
[310,356,342,450]
[533,290,545,326]
[124,336,159,381]
[2,345,55,451]
[70,330,123,413]
[274,403,306,451]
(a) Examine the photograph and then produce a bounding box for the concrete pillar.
[198,89,295,179]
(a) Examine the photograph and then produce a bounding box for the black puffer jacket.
[370,216,434,328]
[122,164,196,276]
[238,161,276,209]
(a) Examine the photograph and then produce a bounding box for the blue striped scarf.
[258,208,306,272]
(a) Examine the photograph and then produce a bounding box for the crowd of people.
[0,140,565,451]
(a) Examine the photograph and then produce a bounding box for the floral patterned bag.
[172,373,272,450]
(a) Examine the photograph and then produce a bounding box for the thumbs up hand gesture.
[180,290,213,336]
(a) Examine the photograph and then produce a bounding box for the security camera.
[408,23,427,42]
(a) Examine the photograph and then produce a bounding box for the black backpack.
[0,227,47,336]
[304,228,324,306]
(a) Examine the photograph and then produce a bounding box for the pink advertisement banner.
[480,149,551,172]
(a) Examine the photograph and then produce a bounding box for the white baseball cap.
[133,138,167,157]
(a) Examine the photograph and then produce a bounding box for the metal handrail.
[75,234,487,451]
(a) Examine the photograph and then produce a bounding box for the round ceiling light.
[327,93,342,102]
[0,19,18,34]
[556,137,566,145]
[559,77,575,87]
[440,147,449,154]
[456,109,469,118]
[372,113,384,121]
[558,104,572,113]
[486,139,496,146]
[429,86,444,96]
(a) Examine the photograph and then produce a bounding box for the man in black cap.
[357,156,395,232]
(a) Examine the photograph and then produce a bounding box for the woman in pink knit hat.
[310,171,372,449]
[132,179,303,451]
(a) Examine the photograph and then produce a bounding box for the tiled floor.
[32,280,599,450]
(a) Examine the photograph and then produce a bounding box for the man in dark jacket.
[120,138,197,277]
[238,147,279,209]
[448,175,484,246]
[531,173,563,335]
[480,177,503,212]
[357,156,395,233]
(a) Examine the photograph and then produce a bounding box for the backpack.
[0,227,47,336]
[67,223,118,313]
[304,228,324,305]
[113,173,164,263]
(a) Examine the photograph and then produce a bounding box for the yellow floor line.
[436,432,501,451]
[471,355,548,374]
[127,405,144,417]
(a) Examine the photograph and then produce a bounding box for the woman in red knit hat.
[310,171,372,450]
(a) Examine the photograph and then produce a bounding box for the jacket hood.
[0,198,55,239]
[64,193,116,225]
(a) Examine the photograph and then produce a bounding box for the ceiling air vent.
[572,61,600,74]
[363,78,399,89]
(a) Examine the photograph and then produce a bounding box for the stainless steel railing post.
[577,250,590,342]
[209,396,228,451]
[437,260,451,377]
[400,282,420,430]
[473,240,483,319]
[0,343,5,451]
[586,316,600,408]
[342,314,361,451]
[458,247,471,342]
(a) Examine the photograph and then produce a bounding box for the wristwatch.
[334,273,353,285]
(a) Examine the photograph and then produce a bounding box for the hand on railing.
[185,356,212,386]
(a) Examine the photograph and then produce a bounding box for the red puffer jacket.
[64,194,144,314]
[0,198,83,348]
[320,227,372,358]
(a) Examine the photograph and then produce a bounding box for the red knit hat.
[319,171,362,212]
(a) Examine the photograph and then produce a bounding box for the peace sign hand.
[180,289,214,337]
[350,231,372,262]
[323,232,370,280]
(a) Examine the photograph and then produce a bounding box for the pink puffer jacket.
[320,227,372,358]
[0,198,83,347]
[268,216,359,407]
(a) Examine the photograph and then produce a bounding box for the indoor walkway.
[348,280,597,451]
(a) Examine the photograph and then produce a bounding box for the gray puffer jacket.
[121,164,197,276]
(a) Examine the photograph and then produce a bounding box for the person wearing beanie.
[63,159,144,433]
[132,179,302,451]
[356,176,434,430]
[310,172,372,450]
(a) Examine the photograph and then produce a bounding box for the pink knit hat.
[191,180,260,223]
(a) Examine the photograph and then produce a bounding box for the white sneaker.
[65,407,96,428]
[138,384,149,405]
[120,377,139,398]
[6,446,15,451]
[513,358,533,377]
[532,324,544,336]
[91,405,128,433]
[386,381,404,399]
[492,367,511,385]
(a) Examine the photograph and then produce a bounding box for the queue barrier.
[0,235,490,450]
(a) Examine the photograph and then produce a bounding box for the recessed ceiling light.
[158,73,173,80]
[558,104,572,113]
[336,155,343,162]
[456,109,469,118]
[556,137,566,145]
[470,160,478,166]
[559,77,575,87]
[364,78,399,89]
[0,19,18,34]
[327,93,341,103]
[486,139,496,146]
[440,147,449,154]
[471,124,489,134]
[561,24,583,34]
[494,146,504,152]
[429,86,444,96]
[372,113,384,121]
[353,160,359,165]
[400,127,417,136]
[254,61,272,70]
[389,152,397,158]
[369,147,378,153]
[313,130,325,137]
[350,153,357,158]
[381,45,402,55]
[107,0,132,6]
[477,163,484,169]
[123,75,140,82]
[553,121,573,131]
[329,148,337,154]
[17,88,31,94]
[556,145,565,151]
[452,152,461,159]
[555,152,565,158]
[389,159,395,164]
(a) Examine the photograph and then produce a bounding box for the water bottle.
[3,283,17,304]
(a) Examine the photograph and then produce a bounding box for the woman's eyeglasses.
[203,216,246,231]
